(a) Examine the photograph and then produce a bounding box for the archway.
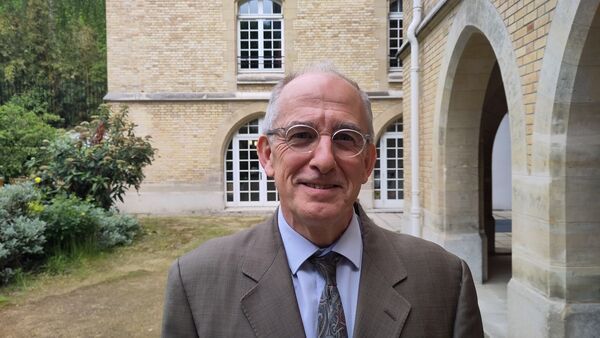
[508,0,600,335]
[428,0,527,285]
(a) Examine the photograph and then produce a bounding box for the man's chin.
[296,201,352,222]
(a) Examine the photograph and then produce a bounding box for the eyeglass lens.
[285,125,365,156]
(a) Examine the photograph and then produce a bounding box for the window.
[374,119,404,208]
[389,0,403,69]
[238,0,283,71]
[225,118,279,206]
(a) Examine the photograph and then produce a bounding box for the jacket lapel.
[240,214,306,338]
[353,205,411,337]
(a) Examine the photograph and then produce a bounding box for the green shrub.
[0,182,140,285]
[29,104,156,209]
[0,183,47,284]
[97,212,140,249]
[40,195,101,254]
[0,182,42,218]
[0,216,46,283]
[40,194,140,255]
[0,102,58,182]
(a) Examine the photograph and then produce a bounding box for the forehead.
[275,72,367,127]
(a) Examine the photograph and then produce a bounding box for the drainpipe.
[407,0,422,237]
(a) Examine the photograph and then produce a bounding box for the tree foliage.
[0,0,106,126]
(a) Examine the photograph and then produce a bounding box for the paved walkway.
[365,211,510,338]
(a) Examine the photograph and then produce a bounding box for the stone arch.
[209,101,267,172]
[373,102,403,141]
[428,0,526,283]
[509,0,600,335]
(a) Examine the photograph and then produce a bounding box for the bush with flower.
[0,105,155,285]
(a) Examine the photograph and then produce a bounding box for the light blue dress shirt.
[277,208,363,338]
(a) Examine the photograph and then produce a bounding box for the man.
[162,64,484,337]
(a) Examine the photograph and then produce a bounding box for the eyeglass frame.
[264,123,373,158]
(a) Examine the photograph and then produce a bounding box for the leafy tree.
[30,105,157,209]
[0,0,107,126]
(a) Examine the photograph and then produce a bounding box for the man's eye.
[334,132,355,142]
[288,130,316,140]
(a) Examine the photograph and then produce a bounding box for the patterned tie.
[310,252,348,338]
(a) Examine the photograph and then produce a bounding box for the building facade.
[106,0,405,214]
[106,0,599,336]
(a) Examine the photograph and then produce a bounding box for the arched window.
[238,0,284,71]
[225,118,278,206]
[389,0,403,69]
[374,118,404,208]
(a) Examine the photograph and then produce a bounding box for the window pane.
[240,1,249,14]
[273,1,281,13]
[250,21,258,29]
[263,21,271,30]
[249,0,258,13]
[264,0,273,14]
[273,21,281,29]
[241,21,248,30]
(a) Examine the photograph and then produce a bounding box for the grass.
[0,213,267,308]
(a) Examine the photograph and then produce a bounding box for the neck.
[281,207,354,247]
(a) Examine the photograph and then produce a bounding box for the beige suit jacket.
[162,204,483,337]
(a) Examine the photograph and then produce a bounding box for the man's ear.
[257,135,275,177]
[361,143,377,184]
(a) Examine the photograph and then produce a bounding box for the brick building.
[106,0,599,336]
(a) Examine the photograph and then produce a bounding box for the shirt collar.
[278,207,363,275]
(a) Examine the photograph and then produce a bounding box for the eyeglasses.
[266,124,372,157]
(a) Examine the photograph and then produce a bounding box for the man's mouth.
[302,183,338,189]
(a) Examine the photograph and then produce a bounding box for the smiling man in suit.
[162,64,484,338]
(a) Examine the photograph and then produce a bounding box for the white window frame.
[389,0,403,71]
[237,0,284,73]
[374,120,404,209]
[225,118,279,207]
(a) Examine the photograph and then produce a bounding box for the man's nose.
[308,135,337,174]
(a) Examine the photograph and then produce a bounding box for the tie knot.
[310,251,341,286]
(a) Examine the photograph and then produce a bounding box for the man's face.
[257,72,376,243]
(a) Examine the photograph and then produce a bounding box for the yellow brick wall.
[106,0,233,93]
[106,0,404,206]
[290,0,388,90]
